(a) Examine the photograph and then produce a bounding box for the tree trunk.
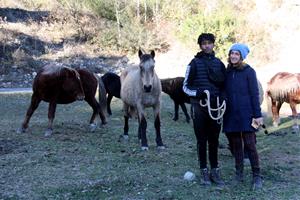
[115,0,121,47]
[137,0,140,21]
[144,0,147,22]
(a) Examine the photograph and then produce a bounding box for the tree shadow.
[0,7,49,23]
[0,28,63,63]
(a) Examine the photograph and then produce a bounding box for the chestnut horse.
[101,72,121,115]
[266,72,300,130]
[19,63,107,136]
[120,50,164,150]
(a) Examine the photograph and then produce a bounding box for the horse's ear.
[150,50,155,58]
[138,49,143,59]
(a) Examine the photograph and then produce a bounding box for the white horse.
[120,50,164,150]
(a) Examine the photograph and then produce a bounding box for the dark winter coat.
[223,64,262,133]
[183,51,226,104]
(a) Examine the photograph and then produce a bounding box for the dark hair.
[197,33,215,45]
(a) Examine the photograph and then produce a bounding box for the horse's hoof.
[89,123,97,132]
[292,125,299,129]
[273,123,279,128]
[172,118,178,121]
[292,125,299,133]
[121,135,129,140]
[141,146,149,151]
[17,127,26,134]
[157,145,165,150]
[44,129,53,137]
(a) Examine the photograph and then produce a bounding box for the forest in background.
[1,0,290,63]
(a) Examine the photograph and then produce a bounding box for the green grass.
[0,93,299,200]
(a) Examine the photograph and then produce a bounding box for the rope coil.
[199,90,226,124]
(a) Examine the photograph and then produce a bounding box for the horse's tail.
[98,75,107,116]
[265,87,272,115]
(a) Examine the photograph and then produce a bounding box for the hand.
[254,117,264,126]
[196,90,207,99]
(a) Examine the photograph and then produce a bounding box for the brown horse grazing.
[101,72,121,115]
[19,63,107,136]
[120,50,164,150]
[266,72,300,130]
[161,77,191,123]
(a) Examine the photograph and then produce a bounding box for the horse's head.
[138,49,156,93]
[63,68,85,101]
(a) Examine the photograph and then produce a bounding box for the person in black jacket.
[183,33,226,186]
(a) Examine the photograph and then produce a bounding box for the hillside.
[0,0,300,89]
[0,6,130,88]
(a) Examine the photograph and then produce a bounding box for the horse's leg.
[139,113,148,150]
[136,104,148,150]
[271,99,281,127]
[275,101,283,126]
[45,101,57,137]
[153,103,164,149]
[180,102,190,123]
[137,115,142,140]
[85,97,100,132]
[123,103,130,140]
[290,101,299,131]
[173,102,179,121]
[19,93,41,133]
[107,94,113,115]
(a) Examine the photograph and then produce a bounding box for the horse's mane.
[267,72,300,99]
[41,63,76,76]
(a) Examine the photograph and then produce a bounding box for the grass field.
[0,92,299,200]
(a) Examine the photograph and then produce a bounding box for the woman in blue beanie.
[223,43,263,190]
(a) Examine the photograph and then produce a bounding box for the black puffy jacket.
[183,51,226,103]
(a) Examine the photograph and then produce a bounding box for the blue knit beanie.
[229,43,250,60]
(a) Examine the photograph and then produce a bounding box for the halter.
[199,90,226,124]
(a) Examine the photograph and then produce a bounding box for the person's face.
[200,40,214,54]
[229,50,242,65]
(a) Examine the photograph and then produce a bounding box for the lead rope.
[199,90,226,124]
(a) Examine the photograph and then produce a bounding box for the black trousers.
[191,103,221,169]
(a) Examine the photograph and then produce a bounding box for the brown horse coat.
[266,72,300,129]
[19,63,107,136]
[161,77,191,123]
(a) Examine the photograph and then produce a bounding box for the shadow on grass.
[0,7,49,23]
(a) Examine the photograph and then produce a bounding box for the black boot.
[252,168,263,190]
[210,168,225,186]
[233,164,244,185]
[200,168,211,186]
